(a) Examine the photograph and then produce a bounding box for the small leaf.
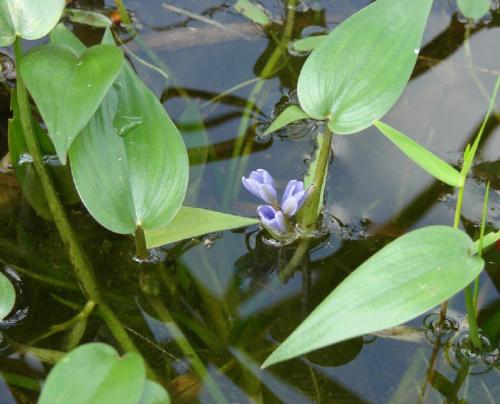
[457,0,491,20]
[263,226,484,367]
[65,9,113,28]
[264,105,310,135]
[374,121,463,187]
[472,230,500,254]
[297,0,433,134]
[0,0,65,46]
[290,35,327,53]
[234,0,271,26]
[53,28,189,235]
[0,272,16,321]
[145,207,258,248]
[20,43,124,163]
[39,343,146,404]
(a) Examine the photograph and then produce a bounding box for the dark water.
[0,0,499,402]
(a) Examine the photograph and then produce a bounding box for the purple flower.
[257,205,288,235]
[281,180,308,217]
[242,169,278,205]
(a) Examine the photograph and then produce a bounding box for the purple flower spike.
[257,205,288,235]
[281,180,308,217]
[242,169,278,205]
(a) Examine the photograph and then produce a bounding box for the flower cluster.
[242,169,310,238]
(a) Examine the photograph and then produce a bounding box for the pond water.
[0,0,499,402]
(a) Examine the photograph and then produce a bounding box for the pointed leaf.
[263,226,484,367]
[234,0,271,26]
[39,343,146,404]
[457,0,491,20]
[0,0,65,46]
[297,0,433,134]
[472,230,500,254]
[0,272,16,321]
[145,207,258,248]
[374,121,463,187]
[264,105,310,135]
[20,43,124,163]
[54,29,189,234]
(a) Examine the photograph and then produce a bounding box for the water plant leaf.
[65,9,113,28]
[0,272,16,321]
[374,121,463,187]
[297,0,433,134]
[472,230,500,254]
[263,105,310,136]
[457,0,491,20]
[20,43,124,164]
[0,0,65,46]
[234,0,271,26]
[55,28,188,235]
[145,207,258,248]
[262,226,484,367]
[38,343,148,404]
[8,93,80,220]
[290,35,327,53]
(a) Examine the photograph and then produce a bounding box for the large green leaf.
[54,29,189,235]
[263,226,484,367]
[145,207,258,248]
[0,0,65,46]
[20,43,124,163]
[0,272,16,321]
[8,93,80,220]
[374,121,463,187]
[457,0,491,20]
[38,343,150,404]
[297,0,433,134]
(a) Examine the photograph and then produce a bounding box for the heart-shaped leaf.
[0,272,16,321]
[297,0,433,134]
[457,0,491,20]
[51,27,188,235]
[263,226,484,367]
[38,343,157,404]
[20,43,124,163]
[0,0,65,46]
[145,207,258,248]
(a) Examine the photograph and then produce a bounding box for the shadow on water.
[0,0,499,402]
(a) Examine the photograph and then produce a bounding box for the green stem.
[473,182,490,309]
[12,38,141,358]
[114,0,132,25]
[134,225,149,260]
[146,295,228,404]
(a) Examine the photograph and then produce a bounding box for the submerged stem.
[12,38,142,360]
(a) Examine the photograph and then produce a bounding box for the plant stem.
[146,295,228,404]
[12,38,141,358]
[114,0,132,25]
[134,225,149,260]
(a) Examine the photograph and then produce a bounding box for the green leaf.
[139,381,170,404]
[145,207,258,248]
[56,29,189,235]
[20,43,124,163]
[0,272,16,321]
[65,9,112,28]
[457,0,491,20]
[297,0,433,134]
[263,226,484,367]
[472,230,500,254]
[39,343,147,404]
[290,35,327,53]
[264,105,310,136]
[0,0,65,46]
[8,93,80,220]
[374,121,463,187]
[234,0,271,26]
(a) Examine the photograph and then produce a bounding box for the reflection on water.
[0,0,499,402]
